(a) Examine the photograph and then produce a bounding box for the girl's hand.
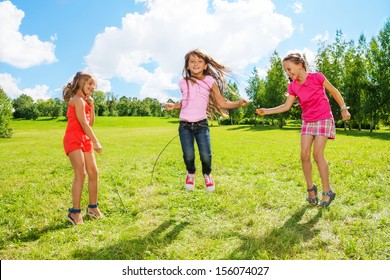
[163,103,175,110]
[239,99,249,107]
[93,141,103,154]
[342,109,351,121]
[256,108,266,116]
[85,96,94,107]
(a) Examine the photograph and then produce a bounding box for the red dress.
[63,103,93,155]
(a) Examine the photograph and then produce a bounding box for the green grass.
[0,117,389,260]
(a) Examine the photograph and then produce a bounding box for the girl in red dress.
[63,71,103,225]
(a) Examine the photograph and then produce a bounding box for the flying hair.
[63,71,94,102]
[182,48,238,119]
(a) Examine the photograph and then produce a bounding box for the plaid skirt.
[301,118,335,139]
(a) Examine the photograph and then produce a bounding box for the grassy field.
[0,117,389,260]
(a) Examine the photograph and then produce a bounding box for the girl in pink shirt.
[164,48,248,192]
[256,53,350,207]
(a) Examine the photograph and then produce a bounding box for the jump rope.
[109,75,254,212]
[107,133,180,213]
[150,133,180,186]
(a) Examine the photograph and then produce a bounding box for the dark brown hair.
[282,53,307,71]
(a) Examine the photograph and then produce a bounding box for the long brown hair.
[62,71,94,102]
[182,48,234,119]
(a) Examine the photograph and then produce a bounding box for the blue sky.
[0,0,389,102]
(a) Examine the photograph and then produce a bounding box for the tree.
[225,81,243,124]
[343,35,369,130]
[117,96,131,116]
[0,88,13,138]
[12,94,39,120]
[106,92,118,116]
[366,38,385,131]
[316,30,348,122]
[245,67,266,122]
[148,98,163,117]
[92,91,108,116]
[264,51,289,128]
[371,18,390,126]
[37,98,63,118]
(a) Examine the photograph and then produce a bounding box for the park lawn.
[0,117,389,260]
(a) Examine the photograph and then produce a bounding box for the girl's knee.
[88,169,98,180]
[313,151,325,163]
[183,155,195,162]
[200,153,211,165]
[75,170,86,180]
[300,152,310,162]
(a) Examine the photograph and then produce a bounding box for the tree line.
[1,19,389,137]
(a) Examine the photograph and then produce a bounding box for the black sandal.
[67,208,81,225]
[319,189,336,208]
[87,203,103,219]
[307,184,318,206]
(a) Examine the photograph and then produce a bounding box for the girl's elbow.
[80,122,90,129]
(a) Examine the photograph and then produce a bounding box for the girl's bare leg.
[313,136,331,203]
[68,149,86,224]
[301,135,315,199]
[84,152,103,217]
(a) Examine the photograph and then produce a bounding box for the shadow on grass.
[72,219,190,260]
[226,124,390,141]
[336,129,390,141]
[226,124,301,132]
[0,221,70,250]
[227,206,322,260]
[167,119,180,125]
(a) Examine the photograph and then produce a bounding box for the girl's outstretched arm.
[163,102,182,110]
[256,95,296,116]
[211,83,248,109]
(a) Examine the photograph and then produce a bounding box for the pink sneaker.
[185,173,195,191]
[203,174,215,192]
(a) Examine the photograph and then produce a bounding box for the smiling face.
[283,60,301,81]
[282,53,308,82]
[186,54,207,78]
[82,77,96,96]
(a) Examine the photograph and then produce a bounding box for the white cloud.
[311,31,329,43]
[299,23,304,33]
[256,67,269,79]
[292,1,303,14]
[139,67,177,101]
[0,73,51,100]
[85,0,294,101]
[0,1,57,68]
[23,85,51,101]
[95,78,112,93]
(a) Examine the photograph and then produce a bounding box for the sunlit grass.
[0,117,389,259]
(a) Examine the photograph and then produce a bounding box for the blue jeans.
[179,119,212,175]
